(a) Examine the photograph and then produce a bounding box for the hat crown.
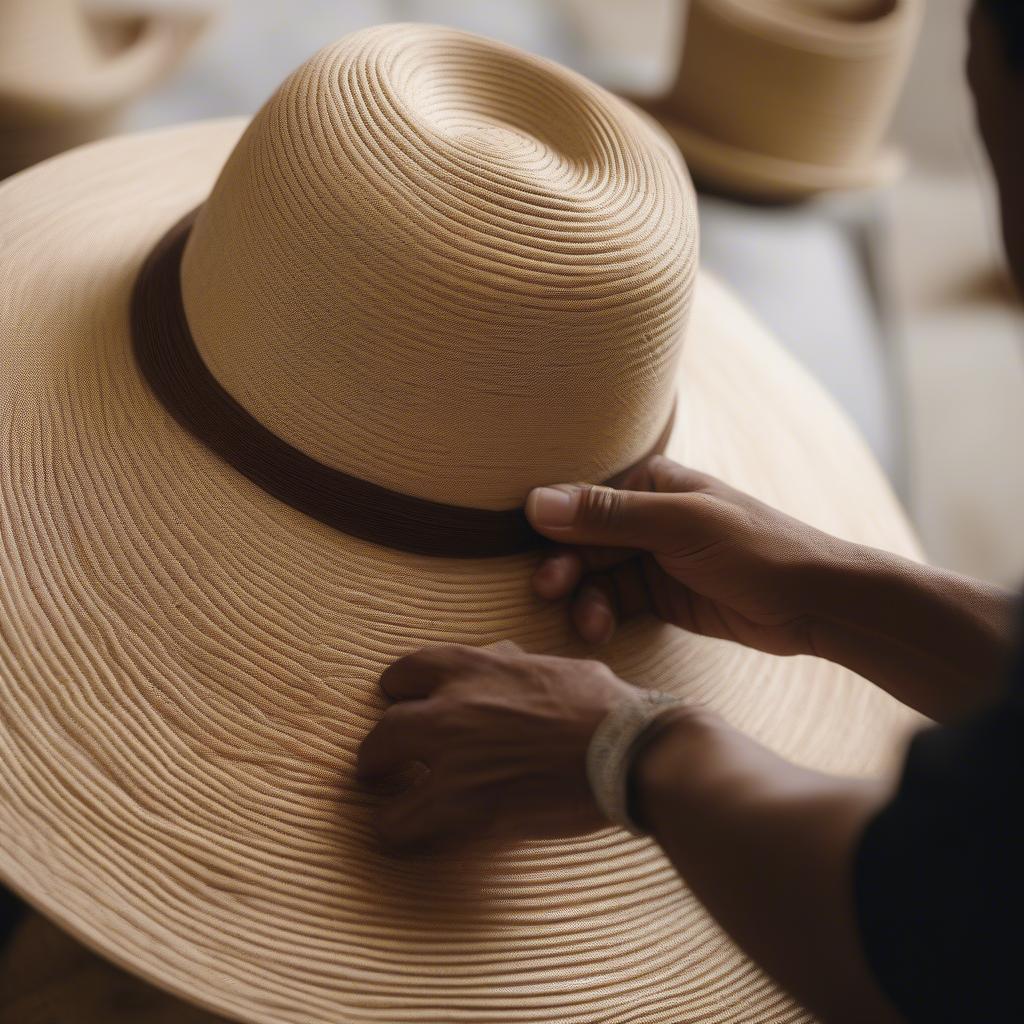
[181,24,697,511]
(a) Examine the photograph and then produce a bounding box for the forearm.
[804,541,1016,721]
[633,710,904,1024]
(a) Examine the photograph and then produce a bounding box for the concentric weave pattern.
[0,25,920,1024]
[182,25,697,509]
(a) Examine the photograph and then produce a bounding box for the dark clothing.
[855,621,1024,1022]
[0,885,23,950]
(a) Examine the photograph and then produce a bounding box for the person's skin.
[526,457,1015,723]
[360,5,1023,1023]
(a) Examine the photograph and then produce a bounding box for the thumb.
[525,484,690,551]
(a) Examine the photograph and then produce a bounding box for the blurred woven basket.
[0,0,208,179]
[630,0,923,201]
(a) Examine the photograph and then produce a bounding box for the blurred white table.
[698,193,903,481]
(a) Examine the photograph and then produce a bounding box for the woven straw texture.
[634,0,922,200]
[181,27,693,508]
[0,0,204,179]
[1,25,920,1023]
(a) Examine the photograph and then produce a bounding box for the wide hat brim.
[0,118,920,1023]
[628,97,903,202]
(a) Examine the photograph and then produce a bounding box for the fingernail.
[531,559,558,594]
[527,486,579,528]
[579,588,614,645]
[532,554,568,598]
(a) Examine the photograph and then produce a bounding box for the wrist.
[628,706,729,835]
[801,540,1017,718]
[805,537,1014,641]
[797,537,952,656]
[766,530,872,657]
[797,536,891,630]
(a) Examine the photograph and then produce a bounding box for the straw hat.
[0,0,207,179]
[631,0,923,201]
[0,23,921,1024]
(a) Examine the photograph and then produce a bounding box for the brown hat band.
[131,210,675,559]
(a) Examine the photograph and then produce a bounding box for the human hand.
[526,455,846,655]
[357,642,644,850]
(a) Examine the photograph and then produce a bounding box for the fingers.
[531,550,584,600]
[525,483,680,549]
[531,546,641,600]
[526,459,716,553]
[374,777,482,853]
[616,453,717,496]
[375,783,435,851]
[365,642,524,775]
[527,456,728,643]
[528,452,718,598]
[378,643,496,700]
[357,702,431,780]
[569,558,655,645]
[571,585,615,645]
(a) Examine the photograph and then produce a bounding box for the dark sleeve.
[854,649,1024,1023]
[0,886,24,951]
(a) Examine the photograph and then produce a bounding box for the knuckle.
[383,701,421,730]
[581,485,623,530]
[406,643,476,679]
[485,639,523,657]
[653,459,726,500]
[437,643,484,666]
[643,453,677,483]
[424,694,459,724]
[585,658,619,687]
[677,489,725,521]
[382,649,430,685]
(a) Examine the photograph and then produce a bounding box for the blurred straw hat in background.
[0,21,921,1023]
[631,0,923,201]
[0,0,208,179]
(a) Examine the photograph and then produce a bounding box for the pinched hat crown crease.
[181,24,698,510]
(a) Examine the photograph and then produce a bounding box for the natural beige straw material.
[631,0,923,201]
[1,24,921,1024]
[181,29,694,510]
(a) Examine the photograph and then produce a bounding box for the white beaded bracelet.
[586,690,681,835]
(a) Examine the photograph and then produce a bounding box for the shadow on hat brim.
[628,96,904,203]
